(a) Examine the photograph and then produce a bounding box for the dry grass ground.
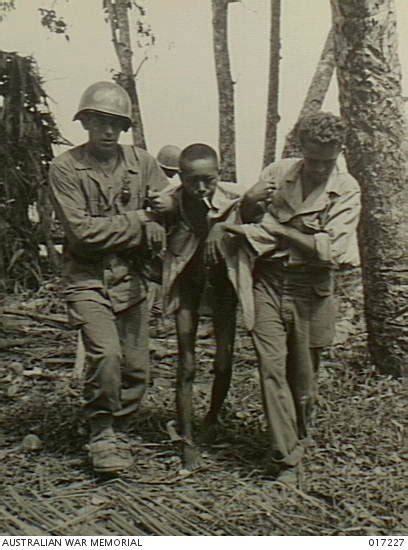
[0,274,406,536]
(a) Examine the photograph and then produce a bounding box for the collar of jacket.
[276,159,345,218]
[72,143,140,175]
[284,158,343,195]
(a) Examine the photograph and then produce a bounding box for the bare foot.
[181,442,204,471]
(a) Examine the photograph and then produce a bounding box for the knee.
[178,359,196,383]
[253,333,287,382]
[84,348,122,403]
[178,333,196,362]
[123,346,149,375]
[101,348,122,367]
[89,345,122,377]
[215,341,234,360]
[259,360,286,385]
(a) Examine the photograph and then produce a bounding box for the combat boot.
[88,429,133,474]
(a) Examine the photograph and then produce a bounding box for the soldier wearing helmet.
[73,80,133,130]
[49,81,168,474]
[156,145,181,180]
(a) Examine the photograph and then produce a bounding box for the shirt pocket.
[125,172,144,211]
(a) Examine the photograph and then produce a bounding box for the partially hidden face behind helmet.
[157,145,182,171]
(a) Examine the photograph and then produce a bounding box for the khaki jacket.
[254,158,361,267]
[223,158,361,330]
[49,144,168,312]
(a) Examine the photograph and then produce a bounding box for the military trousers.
[69,298,149,430]
[251,264,335,468]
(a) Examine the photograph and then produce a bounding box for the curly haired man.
[228,112,361,483]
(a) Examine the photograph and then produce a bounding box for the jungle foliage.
[0,51,68,292]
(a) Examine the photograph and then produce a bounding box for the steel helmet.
[73,81,132,129]
[157,145,181,171]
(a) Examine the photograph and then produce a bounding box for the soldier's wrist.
[136,210,159,224]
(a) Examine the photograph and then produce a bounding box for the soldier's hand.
[244,180,275,204]
[204,223,225,266]
[145,221,167,253]
[149,191,175,214]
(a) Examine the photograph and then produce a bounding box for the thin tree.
[211,0,238,182]
[331,0,407,377]
[263,0,281,167]
[282,28,335,158]
[104,0,152,149]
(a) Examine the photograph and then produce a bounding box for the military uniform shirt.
[49,144,168,312]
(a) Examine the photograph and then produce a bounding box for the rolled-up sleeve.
[314,180,361,267]
[49,162,144,255]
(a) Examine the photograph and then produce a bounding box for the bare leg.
[201,271,237,441]
[175,305,203,470]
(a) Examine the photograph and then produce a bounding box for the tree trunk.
[331,0,408,377]
[211,0,237,182]
[282,28,335,158]
[263,0,281,167]
[105,0,146,149]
